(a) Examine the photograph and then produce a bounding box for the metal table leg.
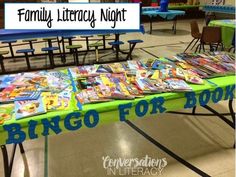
[149,16,153,34]
[1,143,24,177]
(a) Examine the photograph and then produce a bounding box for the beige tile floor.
[0,19,235,177]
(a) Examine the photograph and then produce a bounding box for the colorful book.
[14,91,41,101]
[165,78,192,92]
[0,104,14,124]
[15,97,46,120]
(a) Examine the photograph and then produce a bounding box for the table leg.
[61,37,66,63]
[102,36,106,49]
[173,17,177,34]
[0,143,23,177]
[25,53,31,70]
[149,16,153,34]
[1,145,10,177]
[0,55,6,73]
[126,43,136,60]
[29,41,35,55]
[56,37,65,64]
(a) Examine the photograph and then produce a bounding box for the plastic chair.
[195,26,223,53]
[184,21,202,52]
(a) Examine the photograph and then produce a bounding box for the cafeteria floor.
[0,19,235,177]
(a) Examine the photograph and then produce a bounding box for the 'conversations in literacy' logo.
[102,155,168,176]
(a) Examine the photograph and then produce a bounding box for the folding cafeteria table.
[142,10,185,34]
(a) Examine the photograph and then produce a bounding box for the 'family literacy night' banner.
[4,3,140,30]
[0,84,234,145]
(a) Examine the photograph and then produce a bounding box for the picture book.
[0,75,16,88]
[165,78,192,92]
[96,64,113,73]
[47,71,70,82]
[14,91,41,101]
[183,70,204,85]
[0,85,16,103]
[15,97,46,120]
[108,63,125,73]
[69,65,98,78]
[0,104,14,125]
[127,61,145,70]
[57,91,72,110]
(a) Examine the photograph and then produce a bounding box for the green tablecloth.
[0,75,234,146]
[209,19,236,48]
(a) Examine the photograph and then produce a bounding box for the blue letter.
[199,90,211,106]
[3,123,26,144]
[150,97,166,114]
[41,116,62,136]
[28,120,38,139]
[118,103,132,121]
[212,87,223,103]
[224,85,235,100]
[135,100,149,117]
[84,110,99,128]
[64,112,82,131]
[184,92,197,108]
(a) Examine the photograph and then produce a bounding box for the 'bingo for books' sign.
[1,85,234,145]
[4,3,140,30]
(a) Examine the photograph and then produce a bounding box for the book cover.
[14,91,41,101]
[41,92,61,111]
[165,78,192,92]
[15,97,46,120]
[0,104,14,124]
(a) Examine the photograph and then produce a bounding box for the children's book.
[69,66,98,78]
[165,78,192,92]
[57,91,72,110]
[183,70,204,85]
[127,61,145,70]
[0,104,14,124]
[15,97,46,120]
[77,88,111,104]
[0,86,16,103]
[96,64,113,73]
[14,91,41,101]
[47,71,70,82]
[108,63,125,73]
[41,92,71,111]
[0,75,16,88]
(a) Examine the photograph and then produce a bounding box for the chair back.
[190,21,201,38]
[201,26,221,44]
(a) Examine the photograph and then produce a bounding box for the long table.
[0,75,234,146]
[202,5,235,14]
[209,19,235,48]
[142,10,185,34]
[0,69,235,177]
